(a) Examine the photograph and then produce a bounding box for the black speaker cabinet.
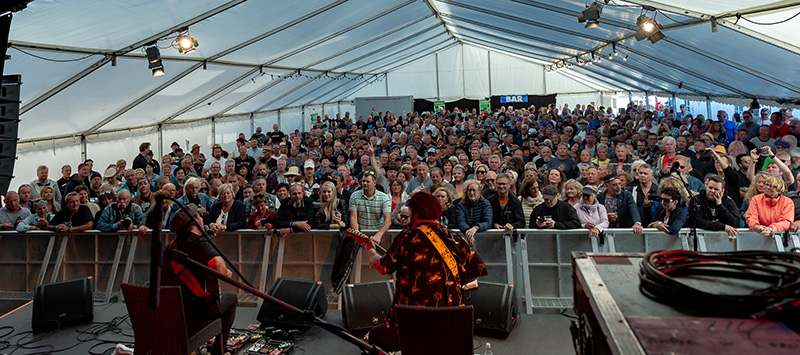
[256,278,326,330]
[464,281,517,335]
[32,277,94,332]
[342,280,395,333]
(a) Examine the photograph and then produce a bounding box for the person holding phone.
[529,185,581,230]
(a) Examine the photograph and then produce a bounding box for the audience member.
[574,185,608,237]
[529,185,581,229]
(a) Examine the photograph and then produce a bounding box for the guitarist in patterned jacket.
[364,192,487,352]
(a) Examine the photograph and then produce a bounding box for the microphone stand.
[673,171,698,251]
[148,197,164,310]
[167,249,388,355]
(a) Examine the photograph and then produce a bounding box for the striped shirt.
[348,189,391,230]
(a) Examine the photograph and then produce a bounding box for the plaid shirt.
[348,189,391,230]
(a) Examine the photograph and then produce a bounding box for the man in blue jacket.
[97,189,144,232]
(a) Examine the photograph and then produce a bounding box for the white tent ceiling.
[5,0,800,144]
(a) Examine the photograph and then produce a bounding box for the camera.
[121,218,132,228]
[259,218,269,225]
[760,146,770,156]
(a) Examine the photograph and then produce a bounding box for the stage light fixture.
[635,14,665,44]
[145,45,165,77]
[173,27,199,54]
[578,2,603,29]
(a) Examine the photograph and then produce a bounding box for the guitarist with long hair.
[162,203,237,355]
[363,192,487,352]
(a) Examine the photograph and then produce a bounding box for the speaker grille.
[342,280,394,332]
[256,278,326,329]
[464,282,517,335]
[32,277,93,332]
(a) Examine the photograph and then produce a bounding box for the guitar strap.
[169,240,214,302]
[419,225,459,283]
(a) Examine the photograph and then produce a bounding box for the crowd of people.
[0,102,798,240]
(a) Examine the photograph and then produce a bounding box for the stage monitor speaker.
[464,282,517,335]
[341,280,394,333]
[256,278,326,330]
[31,277,94,332]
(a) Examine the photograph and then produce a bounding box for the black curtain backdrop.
[490,94,557,111]
[414,99,434,113]
[445,98,479,112]
[414,95,557,114]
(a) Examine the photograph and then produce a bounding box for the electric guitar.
[345,228,386,255]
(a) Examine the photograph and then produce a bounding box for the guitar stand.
[167,249,389,355]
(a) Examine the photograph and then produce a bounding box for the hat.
[279,142,287,147]
[318,173,335,185]
[304,160,315,169]
[616,129,626,135]
[489,137,500,143]
[427,147,437,154]
[211,144,222,149]
[776,140,790,149]
[256,126,262,132]
[541,185,559,200]
[406,192,442,220]
[170,203,200,232]
[285,166,301,177]
[610,121,619,127]
[701,132,714,140]
[390,144,401,151]
[191,144,201,152]
[103,167,117,179]
[581,185,599,196]
[603,174,620,183]
[578,120,588,125]
[713,145,727,154]
[171,141,180,147]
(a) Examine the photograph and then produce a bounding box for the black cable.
[738,10,800,25]
[11,46,99,62]
[639,250,800,317]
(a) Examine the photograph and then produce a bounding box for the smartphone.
[760,146,770,156]
[543,216,553,221]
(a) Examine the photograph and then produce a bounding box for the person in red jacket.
[745,174,794,236]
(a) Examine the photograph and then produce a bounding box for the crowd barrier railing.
[0,228,796,311]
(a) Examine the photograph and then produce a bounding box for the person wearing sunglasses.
[745,175,793,236]
[574,185,608,237]
[647,187,687,236]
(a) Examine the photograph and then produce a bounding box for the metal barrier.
[0,227,796,309]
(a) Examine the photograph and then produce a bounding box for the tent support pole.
[706,98,712,119]
[278,110,281,130]
[302,106,306,133]
[385,75,389,96]
[250,113,255,135]
[211,118,216,146]
[487,51,492,95]
[645,92,650,111]
[157,124,163,160]
[672,93,678,113]
[435,53,441,101]
[80,135,87,162]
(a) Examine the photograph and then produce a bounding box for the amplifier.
[464,281,517,335]
[341,280,394,333]
[32,277,94,332]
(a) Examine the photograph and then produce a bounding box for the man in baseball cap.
[529,185,581,229]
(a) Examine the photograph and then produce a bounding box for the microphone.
[670,160,681,174]
[149,194,166,310]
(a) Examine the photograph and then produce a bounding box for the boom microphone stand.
[168,250,388,355]
[671,162,698,251]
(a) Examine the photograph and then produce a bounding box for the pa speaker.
[256,278,326,330]
[32,277,94,332]
[342,280,394,333]
[0,75,20,196]
[464,282,517,335]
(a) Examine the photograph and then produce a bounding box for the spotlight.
[622,55,628,61]
[145,45,165,77]
[607,53,613,60]
[578,2,603,29]
[173,27,199,54]
[636,14,665,44]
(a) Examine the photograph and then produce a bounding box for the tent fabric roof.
[6,0,800,142]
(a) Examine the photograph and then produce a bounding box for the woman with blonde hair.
[433,187,459,230]
[39,186,60,213]
[562,179,584,206]
[745,174,793,236]
[452,165,466,198]
[312,181,347,230]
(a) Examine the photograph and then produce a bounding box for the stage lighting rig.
[173,27,199,54]
[145,44,165,77]
[635,13,665,44]
[578,2,603,29]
